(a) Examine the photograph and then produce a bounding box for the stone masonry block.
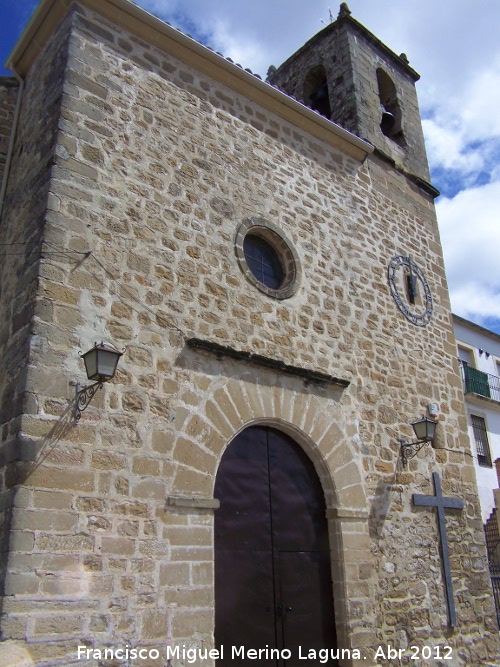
[132,456,162,476]
[160,562,190,587]
[33,490,75,511]
[225,381,254,424]
[205,400,236,439]
[12,509,79,532]
[213,388,241,429]
[101,537,135,556]
[152,429,175,455]
[23,466,95,492]
[166,525,211,547]
[131,479,167,500]
[36,533,94,552]
[33,614,84,636]
[91,450,127,470]
[141,610,168,640]
[172,466,212,497]
[4,573,39,595]
[339,482,369,511]
[171,609,213,637]
[192,562,213,587]
[173,437,216,474]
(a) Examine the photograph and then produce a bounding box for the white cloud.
[422,119,484,175]
[133,0,330,76]
[208,19,264,71]
[422,54,500,179]
[461,56,500,139]
[437,179,500,321]
[450,284,500,323]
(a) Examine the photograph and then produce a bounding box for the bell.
[380,109,395,133]
[309,82,331,118]
[310,82,328,104]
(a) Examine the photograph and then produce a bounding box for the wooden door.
[215,426,337,665]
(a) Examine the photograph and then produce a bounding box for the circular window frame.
[235,217,300,299]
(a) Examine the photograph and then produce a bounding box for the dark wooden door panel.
[268,429,329,552]
[215,426,271,550]
[215,548,276,664]
[277,551,337,665]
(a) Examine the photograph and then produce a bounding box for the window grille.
[471,415,492,467]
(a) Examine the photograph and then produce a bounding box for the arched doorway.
[214,425,337,665]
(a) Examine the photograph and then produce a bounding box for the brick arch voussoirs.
[172,377,367,509]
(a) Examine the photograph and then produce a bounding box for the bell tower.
[267,2,432,188]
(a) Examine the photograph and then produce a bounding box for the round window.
[243,234,285,290]
[235,218,300,299]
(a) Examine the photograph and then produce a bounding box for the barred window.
[471,415,492,467]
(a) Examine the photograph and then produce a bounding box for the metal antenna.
[321,7,334,24]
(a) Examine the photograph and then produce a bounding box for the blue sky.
[2,0,500,334]
[0,0,37,75]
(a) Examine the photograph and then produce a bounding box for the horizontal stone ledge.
[167,496,220,510]
[326,508,369,520]
[186,337,350,388]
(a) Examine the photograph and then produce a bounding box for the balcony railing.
[490,564,500,629]
[460,362,500,403]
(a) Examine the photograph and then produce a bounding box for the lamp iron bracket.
[400,438,428,467]
[75,381,103,423]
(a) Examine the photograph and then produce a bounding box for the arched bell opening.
[304,65,332,119]
[377,67,404,145]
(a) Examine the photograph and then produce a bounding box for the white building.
[453,315,500,534]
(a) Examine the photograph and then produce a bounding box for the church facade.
[0,1,498,665]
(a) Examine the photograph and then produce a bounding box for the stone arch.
[171,376,368,515]
[169,375,374,659]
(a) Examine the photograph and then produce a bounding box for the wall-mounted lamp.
[400,415,438,467]
[75,342,124,422]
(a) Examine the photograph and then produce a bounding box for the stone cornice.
[186,337,351,388]
[6,0,373,162]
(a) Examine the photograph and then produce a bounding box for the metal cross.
[412,472,464,627]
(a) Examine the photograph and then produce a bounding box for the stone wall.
[0,77,19,188]
[0,11,72,627]
[0,3,498,666]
